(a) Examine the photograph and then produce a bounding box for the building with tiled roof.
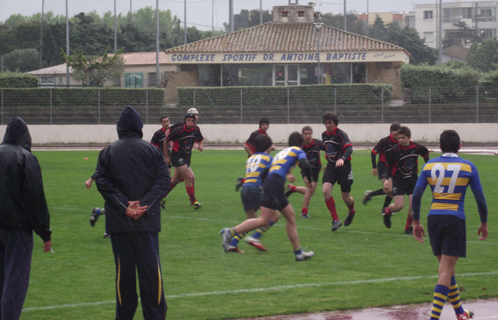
[163,1,409,97]
[28,52,174,87]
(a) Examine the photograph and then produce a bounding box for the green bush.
[400,64,482,103]
[0,72,38,88]
[1,88,165,107]
[178,84,392,107]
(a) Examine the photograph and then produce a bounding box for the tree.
[223,9,272,32]
[2,48,40,72]
[320,11,366,35]
[466,38,498,72]
[61,47,125,86]
[369,15,387,41]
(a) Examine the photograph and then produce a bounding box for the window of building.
[424,10,433,20]
[298,11,305,17]
[273,65,299,86]
[221,64,272,87]
[352,63,366,83]
[424,32,434,44]
[323,63,351,84]
[281,10,289,18]
[148,73,157,87]
[479,28,496,39]
[124,73,143,88]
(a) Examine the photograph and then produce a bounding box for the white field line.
[48,208,498,245]
[22,271,498,312]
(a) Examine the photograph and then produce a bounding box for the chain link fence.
[1,87,497,125]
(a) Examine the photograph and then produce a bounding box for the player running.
[164,113,204,209]
[412,130,487,320]
[321,112,355,231]
[220,132,314,261]
[285,125,325,218]
[382,126,429,233]
[228,134,275,253]
[363,121,400,213]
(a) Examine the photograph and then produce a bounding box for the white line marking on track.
[23,271,498,312]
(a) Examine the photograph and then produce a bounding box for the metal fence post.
[334,88,337,113]
[476,86,479,123]
[50,88,52,125]
[1,89,3,125]
[287,88,290,124]
[98,89,101,125]
[381,87,384,123]
[193,88,196,108]
[146,89,149,124]
[240,88,243,124]
[428,87,431,124]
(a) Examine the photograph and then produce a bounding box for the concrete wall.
[0,123,496,145]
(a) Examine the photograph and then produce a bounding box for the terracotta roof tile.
[165,22,405,54]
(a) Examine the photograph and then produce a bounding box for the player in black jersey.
[363,121,400,213]
[150,115,170,155]
[382,126,429,233]
[285,126,325,218]
[164,113,204,209]
[244,117,270,157]
[321,112,355,231]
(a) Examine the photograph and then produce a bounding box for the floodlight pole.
[114,0,117,53]
[314,22,324,85]
[156,0,160,88]
[184,0,187,44]
[40,0,44,69]
[66,0,70,87]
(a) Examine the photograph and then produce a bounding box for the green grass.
[22,149,498,319]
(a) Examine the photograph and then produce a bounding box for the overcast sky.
[0,0,462,31]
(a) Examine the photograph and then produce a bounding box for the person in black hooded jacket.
[0,116,52,320]
[95,106,170,320]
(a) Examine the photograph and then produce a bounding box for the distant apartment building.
[358,12,405,28]
[415,1,498,48]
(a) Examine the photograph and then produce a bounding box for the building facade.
[28,52,175,88]
[163,2,410,102]
[415,1,498,49]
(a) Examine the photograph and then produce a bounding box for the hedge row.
[0,72,38,88]
[400,64,484,103]
[0,88,165,107]
[178,84,393,107]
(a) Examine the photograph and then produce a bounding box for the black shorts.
[240,185,263,212]
[392,176,417,196]
[322,161,353,193]
[170,152,191,168]
[301,166,321,183]
[427,215,466,258]
[261,174,289,211]
[377,161,387,180]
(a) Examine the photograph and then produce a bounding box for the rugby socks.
[288,184,297,193]
[294,247,303,255]
[384,206,393,216]
[347,198,355,215]
[325,197,339,221]
[251,221,275,239]
[430,284,449,320]
[370,188,385,197]
[302,208,308,215]
[405,216,413,230]
[229,232,247,247]
[186,186,196,204]
[383,196,393,209]
[449,276,465,316]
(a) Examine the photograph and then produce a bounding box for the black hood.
[2,117,32,151]
[117,106,143,139]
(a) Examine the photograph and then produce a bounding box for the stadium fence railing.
[0,86,497,125]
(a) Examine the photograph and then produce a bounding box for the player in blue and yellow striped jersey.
[227,135,275,253]
[221,132,315,261]
[412,130,488,320]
